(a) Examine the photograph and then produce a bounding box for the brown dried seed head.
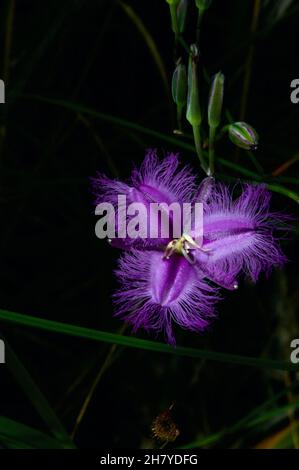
[151,410,180,442]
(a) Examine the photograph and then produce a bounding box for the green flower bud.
[177,0,188,33]
[172,62,187,106]
[195,0,212,11]
[186,44,202,126]
[208,72,224,129]
[228,122,259,151]
[167,0,180,34]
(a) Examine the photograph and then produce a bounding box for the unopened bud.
[172,62,187,106]
[186,44,202,126]
[228,122,259,151]
[208,72,224,129]
[195,0,213,11]
[177,0,188,33]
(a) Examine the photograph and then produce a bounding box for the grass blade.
[181,381,299,448]
[2,338,75,448]
[0,308,298,372]
[119,1,170,101]
[0,416,68,449]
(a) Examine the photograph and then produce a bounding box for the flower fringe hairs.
[92,151,288,344]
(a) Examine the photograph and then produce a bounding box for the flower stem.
[159,441,169,449]
[177,34,190,54]
[169,3,190,55]
[196,9,204,49]
[169,3,179,36]
[192,124,208,174]
[177,102,183,132]
[70,323,127,439]
[208,126,216,175]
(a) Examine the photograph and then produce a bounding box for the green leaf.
[0,308,298,372]
[2,338,75,449]
[0,416,68,449]
[181,380,299,448]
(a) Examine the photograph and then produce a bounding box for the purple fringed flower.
[92,150,288,344]
[93,151,197,249]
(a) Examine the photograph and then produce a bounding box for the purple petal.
[91,150,197,249]
[113,250,218,344]
[131,150,197,204]
[196,183,287,285]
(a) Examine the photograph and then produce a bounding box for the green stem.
[219,124,230,136]
[196,9,204,48]
[159,441,169,449]
[266,183,299,204]
[177,34,190,54]
[208,126,216,175]
[192,124,208,174]
[177,103,183,131]
[70,323,127,439]
[0,308,298,371]
[169,3,179,36]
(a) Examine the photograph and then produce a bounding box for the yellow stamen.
[163,233,209,264]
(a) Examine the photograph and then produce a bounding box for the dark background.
[0,0,298,449]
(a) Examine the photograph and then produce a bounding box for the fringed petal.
[131,149,197,204]
[196,183,287,284]
[113,250,218,344]
[91,150,197,249]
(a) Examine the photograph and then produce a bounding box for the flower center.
[163,233,209,265]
